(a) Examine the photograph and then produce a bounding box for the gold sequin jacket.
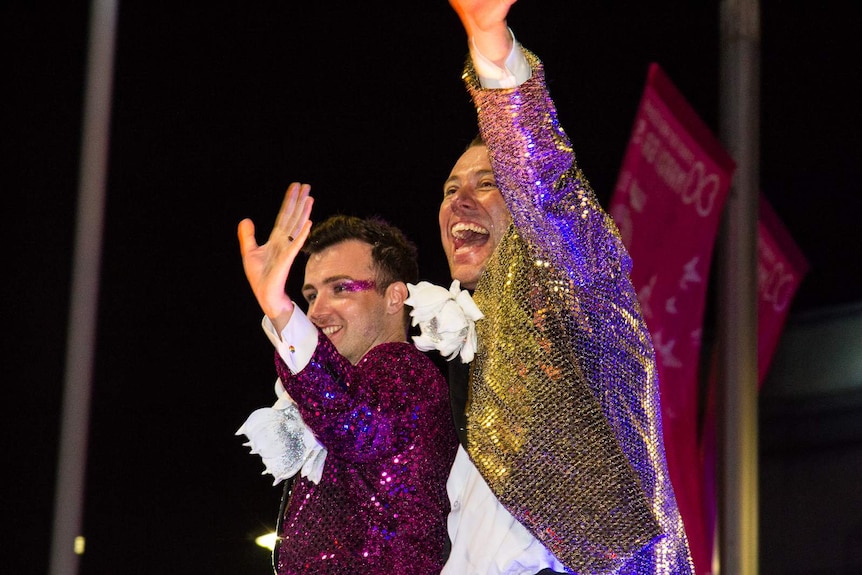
[462,48,695,574]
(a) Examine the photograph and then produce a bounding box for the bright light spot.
[255,532,277,551]
[74,536,86,555]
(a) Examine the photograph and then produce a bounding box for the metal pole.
[49,1,117,573]
[717,1,760,574]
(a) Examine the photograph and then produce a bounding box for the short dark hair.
[302,214,419,291]
[467,133,485,150]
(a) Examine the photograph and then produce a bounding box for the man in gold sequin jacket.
[435,1,696,573]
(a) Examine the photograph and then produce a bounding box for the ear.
[384,281,408,316]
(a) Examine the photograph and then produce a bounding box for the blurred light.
[74,536,86,555]
[255,532,277,551]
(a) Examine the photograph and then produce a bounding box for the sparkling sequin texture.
[461,50,695,574]
[273,336,457,574]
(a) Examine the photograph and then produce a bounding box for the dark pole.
[49,1,118,573]
[717,1,760,574]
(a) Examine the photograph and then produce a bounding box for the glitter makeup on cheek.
[339,279,376,293]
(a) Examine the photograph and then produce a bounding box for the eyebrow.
[302,276,377,294]
[302,275,352,294]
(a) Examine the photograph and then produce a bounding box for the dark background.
[4,2,860,574]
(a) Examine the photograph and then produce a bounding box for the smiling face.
[302,239,406,365]
[439,144,512,289]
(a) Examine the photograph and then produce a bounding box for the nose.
[449,184,477,213]
[307,293,330,323]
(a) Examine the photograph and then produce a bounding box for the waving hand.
[238,182,314,332]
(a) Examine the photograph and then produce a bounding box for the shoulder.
[361,342,445,380]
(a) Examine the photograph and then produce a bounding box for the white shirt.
[444,446,567,575]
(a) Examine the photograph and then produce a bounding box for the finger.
[237,218,258,256]
[288,218,314,255]
[281,184,312,241]
[266,213,313,286]
[288,196,314,248]
[274,182,304,233]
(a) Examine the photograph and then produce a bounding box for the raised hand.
[238,182,314,331]
[449,0,517,64]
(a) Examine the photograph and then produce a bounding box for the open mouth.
[451,222,489,252]
[321,325,342,337]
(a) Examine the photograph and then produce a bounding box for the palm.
[450,0,517,34]
[238,182,314,320]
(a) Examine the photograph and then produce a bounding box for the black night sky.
[4,2,860,574]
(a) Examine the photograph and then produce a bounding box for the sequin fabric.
[273,336,457,574]
[461,49,695,574]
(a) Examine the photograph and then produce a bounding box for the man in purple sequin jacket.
[236,184,457,574]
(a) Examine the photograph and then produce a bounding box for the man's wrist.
[267,301,294,335]
[470,28,530,89]
[470,23,512,65]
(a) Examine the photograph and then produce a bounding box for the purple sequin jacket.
[273,335,457,575]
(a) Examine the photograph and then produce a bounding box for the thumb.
[237,218,258,256]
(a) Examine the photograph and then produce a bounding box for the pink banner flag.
[753,195,810,384]
[699,194,809,571]
[609,63,736,575]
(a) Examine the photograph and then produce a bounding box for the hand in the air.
[238,182,314,330]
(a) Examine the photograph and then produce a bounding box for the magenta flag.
[609,63,736,575]
[753,195,810,384]
[699,194,809,572]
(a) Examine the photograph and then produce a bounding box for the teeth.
[321,326,341,336]
[451,222,489,238]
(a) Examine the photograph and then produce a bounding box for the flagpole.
[49,1,118,574]
[717,1,760,574]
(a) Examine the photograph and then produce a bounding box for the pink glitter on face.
[336,279,376,293]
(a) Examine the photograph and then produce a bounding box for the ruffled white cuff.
[236,379,327,485]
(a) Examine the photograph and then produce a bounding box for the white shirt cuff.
[261,306,318,373]
[470,28,531,89]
